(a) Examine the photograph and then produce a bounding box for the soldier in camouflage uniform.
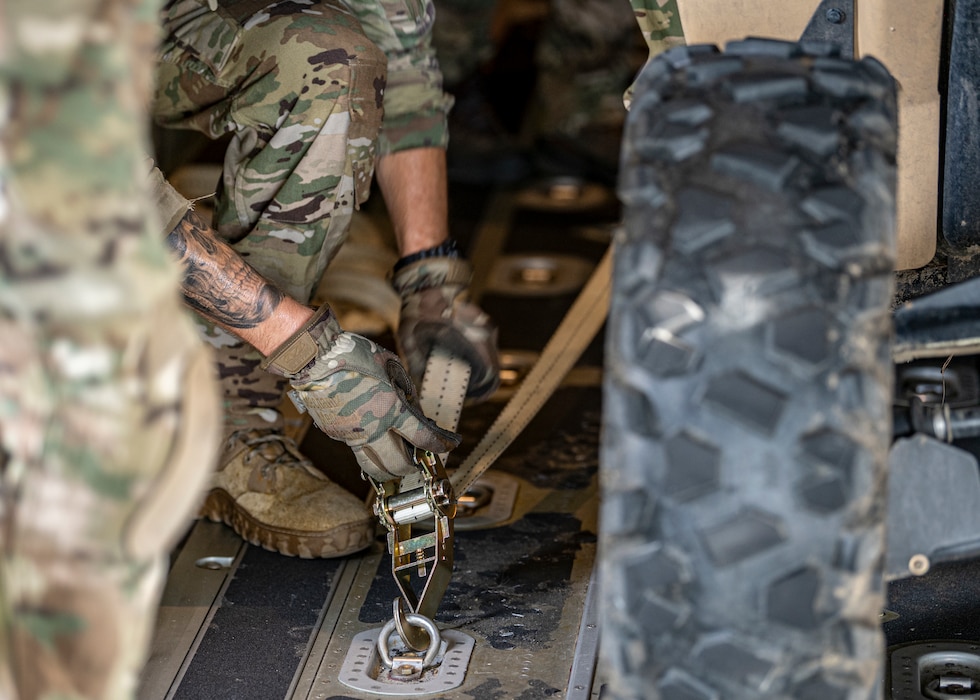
[153,0,679,567]
[0,1,223,696]
[0,0,674,691]
[152,0,499,559]
[626,0,686,106]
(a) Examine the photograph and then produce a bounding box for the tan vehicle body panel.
[676,0,943,270]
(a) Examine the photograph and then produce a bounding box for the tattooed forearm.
[165,209,284,330]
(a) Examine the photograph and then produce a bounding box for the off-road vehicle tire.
[600,40,897,699]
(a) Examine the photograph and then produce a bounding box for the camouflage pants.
[154,0,451,303]
[434,0,686,135]
[533,0,647,136]
[534,0,687,133]
[0,1,221,698]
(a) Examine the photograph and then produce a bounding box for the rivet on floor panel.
[452,472,520,531]
[194,556,234,570]
[497,350,539,389]
[515,176,615,212]
[909,553,931,576]
[486,254,593,297]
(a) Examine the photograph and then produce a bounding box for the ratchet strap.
[376,245,611,659]
[372,342,472,655]
[436,245,613,494]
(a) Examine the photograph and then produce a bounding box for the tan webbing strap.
[420,350,471,436]
[381,245,610,644]
[450,246,612,495]
[397,351,472,493]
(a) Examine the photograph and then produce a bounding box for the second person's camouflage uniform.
[151,0,457,558]
[0,1,221,696]
[433,0,683,183]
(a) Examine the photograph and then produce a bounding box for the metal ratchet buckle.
[371,448,456,670]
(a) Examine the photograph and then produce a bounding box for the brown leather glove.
[392,256,500,402]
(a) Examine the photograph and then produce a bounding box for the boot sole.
[200,489,375,559]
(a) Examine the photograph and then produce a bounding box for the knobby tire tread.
[600,40,898,700]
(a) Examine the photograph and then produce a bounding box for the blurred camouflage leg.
[534,0,642,137]
[0,308,217,699]
[0,1,221,697]
[432,0,532,184]
[529,0,646,184]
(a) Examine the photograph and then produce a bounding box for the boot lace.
[231,430,313,469]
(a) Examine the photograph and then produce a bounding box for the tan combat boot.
[200,340,375,558]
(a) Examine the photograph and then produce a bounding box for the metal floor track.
[139,391,604,700]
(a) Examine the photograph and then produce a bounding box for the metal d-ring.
[377,613,442,670]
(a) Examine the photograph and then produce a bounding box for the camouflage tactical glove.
[260,305,460,482]
[392,252,500,401]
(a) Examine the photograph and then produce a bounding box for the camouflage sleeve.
[630,0,686,55]
[625,0,686,108]
[345,0,454,155]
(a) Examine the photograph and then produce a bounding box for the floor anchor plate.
[339,628,475,696]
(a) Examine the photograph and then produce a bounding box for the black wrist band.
[393,239,461,272]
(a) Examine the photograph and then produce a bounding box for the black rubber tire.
[599,40,897,700]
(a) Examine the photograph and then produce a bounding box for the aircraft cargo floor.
[137,174,980,700]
